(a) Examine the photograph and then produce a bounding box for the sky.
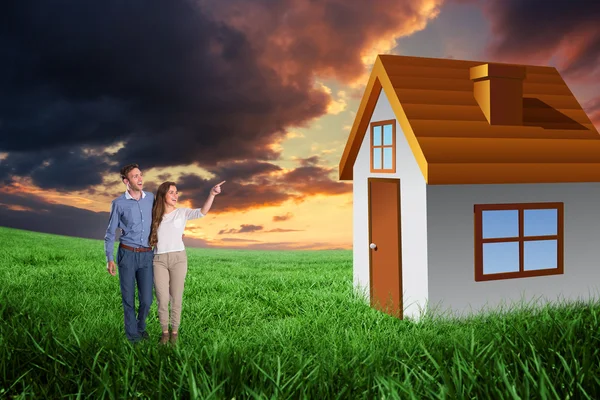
[1,0,599,251]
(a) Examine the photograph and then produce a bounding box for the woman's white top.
[154,208,204,254]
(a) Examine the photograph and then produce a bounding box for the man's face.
[125,168,143,191]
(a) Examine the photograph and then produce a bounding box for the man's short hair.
[120,163,140,181]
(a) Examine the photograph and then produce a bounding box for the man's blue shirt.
[104,190,154,262]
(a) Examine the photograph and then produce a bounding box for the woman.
[149,180,225,344]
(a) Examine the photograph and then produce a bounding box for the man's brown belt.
[119,243,153,252]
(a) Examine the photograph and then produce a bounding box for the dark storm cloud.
[170,157,350,213]
[207,160,283,182]
[482,0,600,78]
[0,0,443,191]
[0,0,330,188]
[0,190,111,240]
[203,0,444,82]
[0,147,111,191]
[143,182,159,196]
[157,173,173,181]
[175,167,294,213]
[282,157,351,196]
[30,148,112,191]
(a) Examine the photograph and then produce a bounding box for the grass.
[1,226,600,399]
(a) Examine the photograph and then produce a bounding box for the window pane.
[383,147,393,169]
[383,124,393,145]
[524,209,557,236]
[524,240,558,271]
[483,242,520,274]
[373,148,382,169]
[373,125,382,146]
[482,210,519,239]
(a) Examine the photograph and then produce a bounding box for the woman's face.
[164,185,179,207]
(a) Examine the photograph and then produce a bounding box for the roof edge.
[338,57,384,180]
[338,54,431,182]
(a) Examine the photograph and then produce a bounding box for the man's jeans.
[117,247,154,342]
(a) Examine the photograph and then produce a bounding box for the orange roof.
[339,54,600,184]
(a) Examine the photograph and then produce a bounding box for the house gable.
[339,54,600,185]
[338,57,428,182]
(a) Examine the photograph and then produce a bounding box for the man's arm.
[104,201,119,262]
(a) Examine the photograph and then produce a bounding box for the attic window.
[370,120,396,173]
[474,203,564,282]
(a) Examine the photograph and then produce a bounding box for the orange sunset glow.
[1,0,599,250]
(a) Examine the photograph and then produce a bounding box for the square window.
[482,210,519,239]
[383,124,393,145]
[483,242,520,274]
[373,125,382,146]
[372,148,382,169]
[524,209,557,236]
[475,203,563,281]
[524,240,558,271]
[383,147,393,169]
[370,120,396,173]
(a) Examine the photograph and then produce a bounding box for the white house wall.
[426,182,600,317]
[353,88,428,320]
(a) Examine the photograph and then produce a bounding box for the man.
[104,163,154,343]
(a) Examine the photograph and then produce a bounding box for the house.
[338,54,600,320]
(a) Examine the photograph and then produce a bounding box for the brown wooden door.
[368,178,402,318]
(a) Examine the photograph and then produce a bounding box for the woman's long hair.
[149,181,177,247]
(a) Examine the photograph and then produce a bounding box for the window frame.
[474,202,564,282]
[370,119,396,173]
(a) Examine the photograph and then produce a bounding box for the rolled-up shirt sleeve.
[184,208,205,220]
[104,201,120,262]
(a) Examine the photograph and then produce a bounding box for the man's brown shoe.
[170,332,178,345]
[159,332,169,345]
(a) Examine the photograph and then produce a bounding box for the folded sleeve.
[184,208,205,220]
[104,201,120,262]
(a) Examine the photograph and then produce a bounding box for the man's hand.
[107,261,116,276]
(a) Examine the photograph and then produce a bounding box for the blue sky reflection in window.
[481,208,558,275]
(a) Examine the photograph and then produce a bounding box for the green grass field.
[1,226,600,399]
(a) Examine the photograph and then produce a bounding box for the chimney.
[469,63,526,125]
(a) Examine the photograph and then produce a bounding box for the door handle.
[370,243,377,250]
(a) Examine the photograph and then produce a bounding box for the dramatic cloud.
[0,189,310,250]
[584,97,600,127]
[171,157,350,213]
[0,0,442,191]
[282,156,351,196]
[1,0,328,187]
[0,190,111,241]
[219,224,264,234]
[157,173,173,181]
[273,212,294,222]
[482,1,600,80]
[202,0,443,82]
[218,224,303,234]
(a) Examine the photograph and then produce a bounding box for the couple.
[103,163,225,344]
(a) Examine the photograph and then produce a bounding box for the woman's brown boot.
[159,331,169,345]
